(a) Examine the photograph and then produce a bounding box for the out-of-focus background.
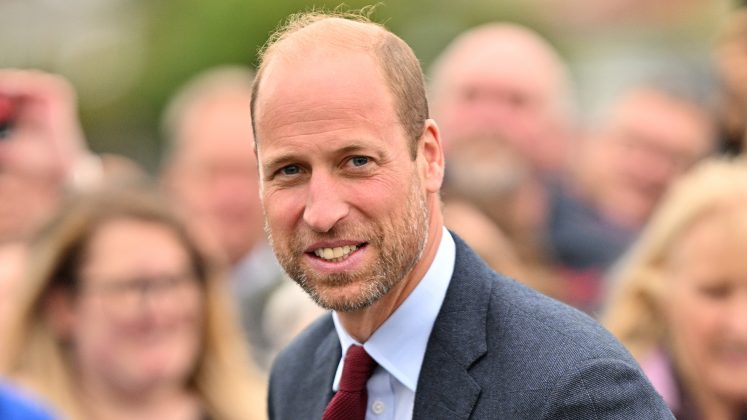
[2,1,747,418]
[0,0,733,169]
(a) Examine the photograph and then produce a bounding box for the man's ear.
[44,287,76,341]
[418,119,445,193]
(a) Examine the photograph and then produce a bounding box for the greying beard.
[264,184,430,312]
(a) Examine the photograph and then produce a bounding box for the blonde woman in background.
[603,159,747,419]
[0,187,265,420]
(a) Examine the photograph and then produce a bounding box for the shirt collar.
[332,227,456,392]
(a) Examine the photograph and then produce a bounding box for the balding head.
[251,12,428,157]
[429,23,575,172]
[430,23,571,108]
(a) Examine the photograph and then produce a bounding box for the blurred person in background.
[442,135,565,300]
[429,24,573,300]
[442,198,525,281]
[0,69,98,244]
[0,187,265,420]
[0,242,27,353]
[261,281,326,358]
[715,7,747,155]
[603,159,747,419]
[548,81,716,313]
[0,69,146,361]
[428,23,577,175]
[0,381,55,420]
[160,66,286,371]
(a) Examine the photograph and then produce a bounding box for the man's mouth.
[310,243,366,263]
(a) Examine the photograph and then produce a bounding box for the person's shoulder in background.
[0,382,57,420]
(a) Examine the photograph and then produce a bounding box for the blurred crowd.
[1,4,747,420]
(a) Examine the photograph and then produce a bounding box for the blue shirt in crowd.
[0,382,56,420]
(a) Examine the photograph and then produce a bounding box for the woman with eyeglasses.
[0,186,265,420]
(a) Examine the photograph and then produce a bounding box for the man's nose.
[302,171,349,233]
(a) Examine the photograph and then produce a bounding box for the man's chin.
[313,294,379,313]
[301,279,383,312]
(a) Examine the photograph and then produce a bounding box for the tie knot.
[339,345,377,392]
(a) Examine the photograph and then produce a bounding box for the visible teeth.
[313,245,359,260]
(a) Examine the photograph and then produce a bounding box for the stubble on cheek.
[263,180,429,312]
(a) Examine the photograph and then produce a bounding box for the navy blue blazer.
[268,234,673,419]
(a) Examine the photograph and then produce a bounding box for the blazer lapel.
[413,234,492,419]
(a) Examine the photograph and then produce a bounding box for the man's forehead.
[255,50,395,130]
[260,46,381,95]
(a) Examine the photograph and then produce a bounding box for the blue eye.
[350,156,369,167]
[280,165,301,175]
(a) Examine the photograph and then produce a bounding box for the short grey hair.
[251,10,428,158]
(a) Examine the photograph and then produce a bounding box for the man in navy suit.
[251,11,674,420]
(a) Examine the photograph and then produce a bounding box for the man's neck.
[337,211,444,342]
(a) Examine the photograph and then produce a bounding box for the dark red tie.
[322,345,378,420]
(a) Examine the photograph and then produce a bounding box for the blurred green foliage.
[3,0,722,171]
[77,0,552,170]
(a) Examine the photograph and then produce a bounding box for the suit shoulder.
[268,312,340,419]
[270,312,334,379]
[481,275,671,417]
[489,275,628,360]
[449,233,626,361]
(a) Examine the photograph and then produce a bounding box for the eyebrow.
[336,143,373,155]
[262,154,301,174]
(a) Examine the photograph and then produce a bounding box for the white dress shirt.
[331,227,456,420]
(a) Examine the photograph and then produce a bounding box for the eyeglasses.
[79,270,202,316]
